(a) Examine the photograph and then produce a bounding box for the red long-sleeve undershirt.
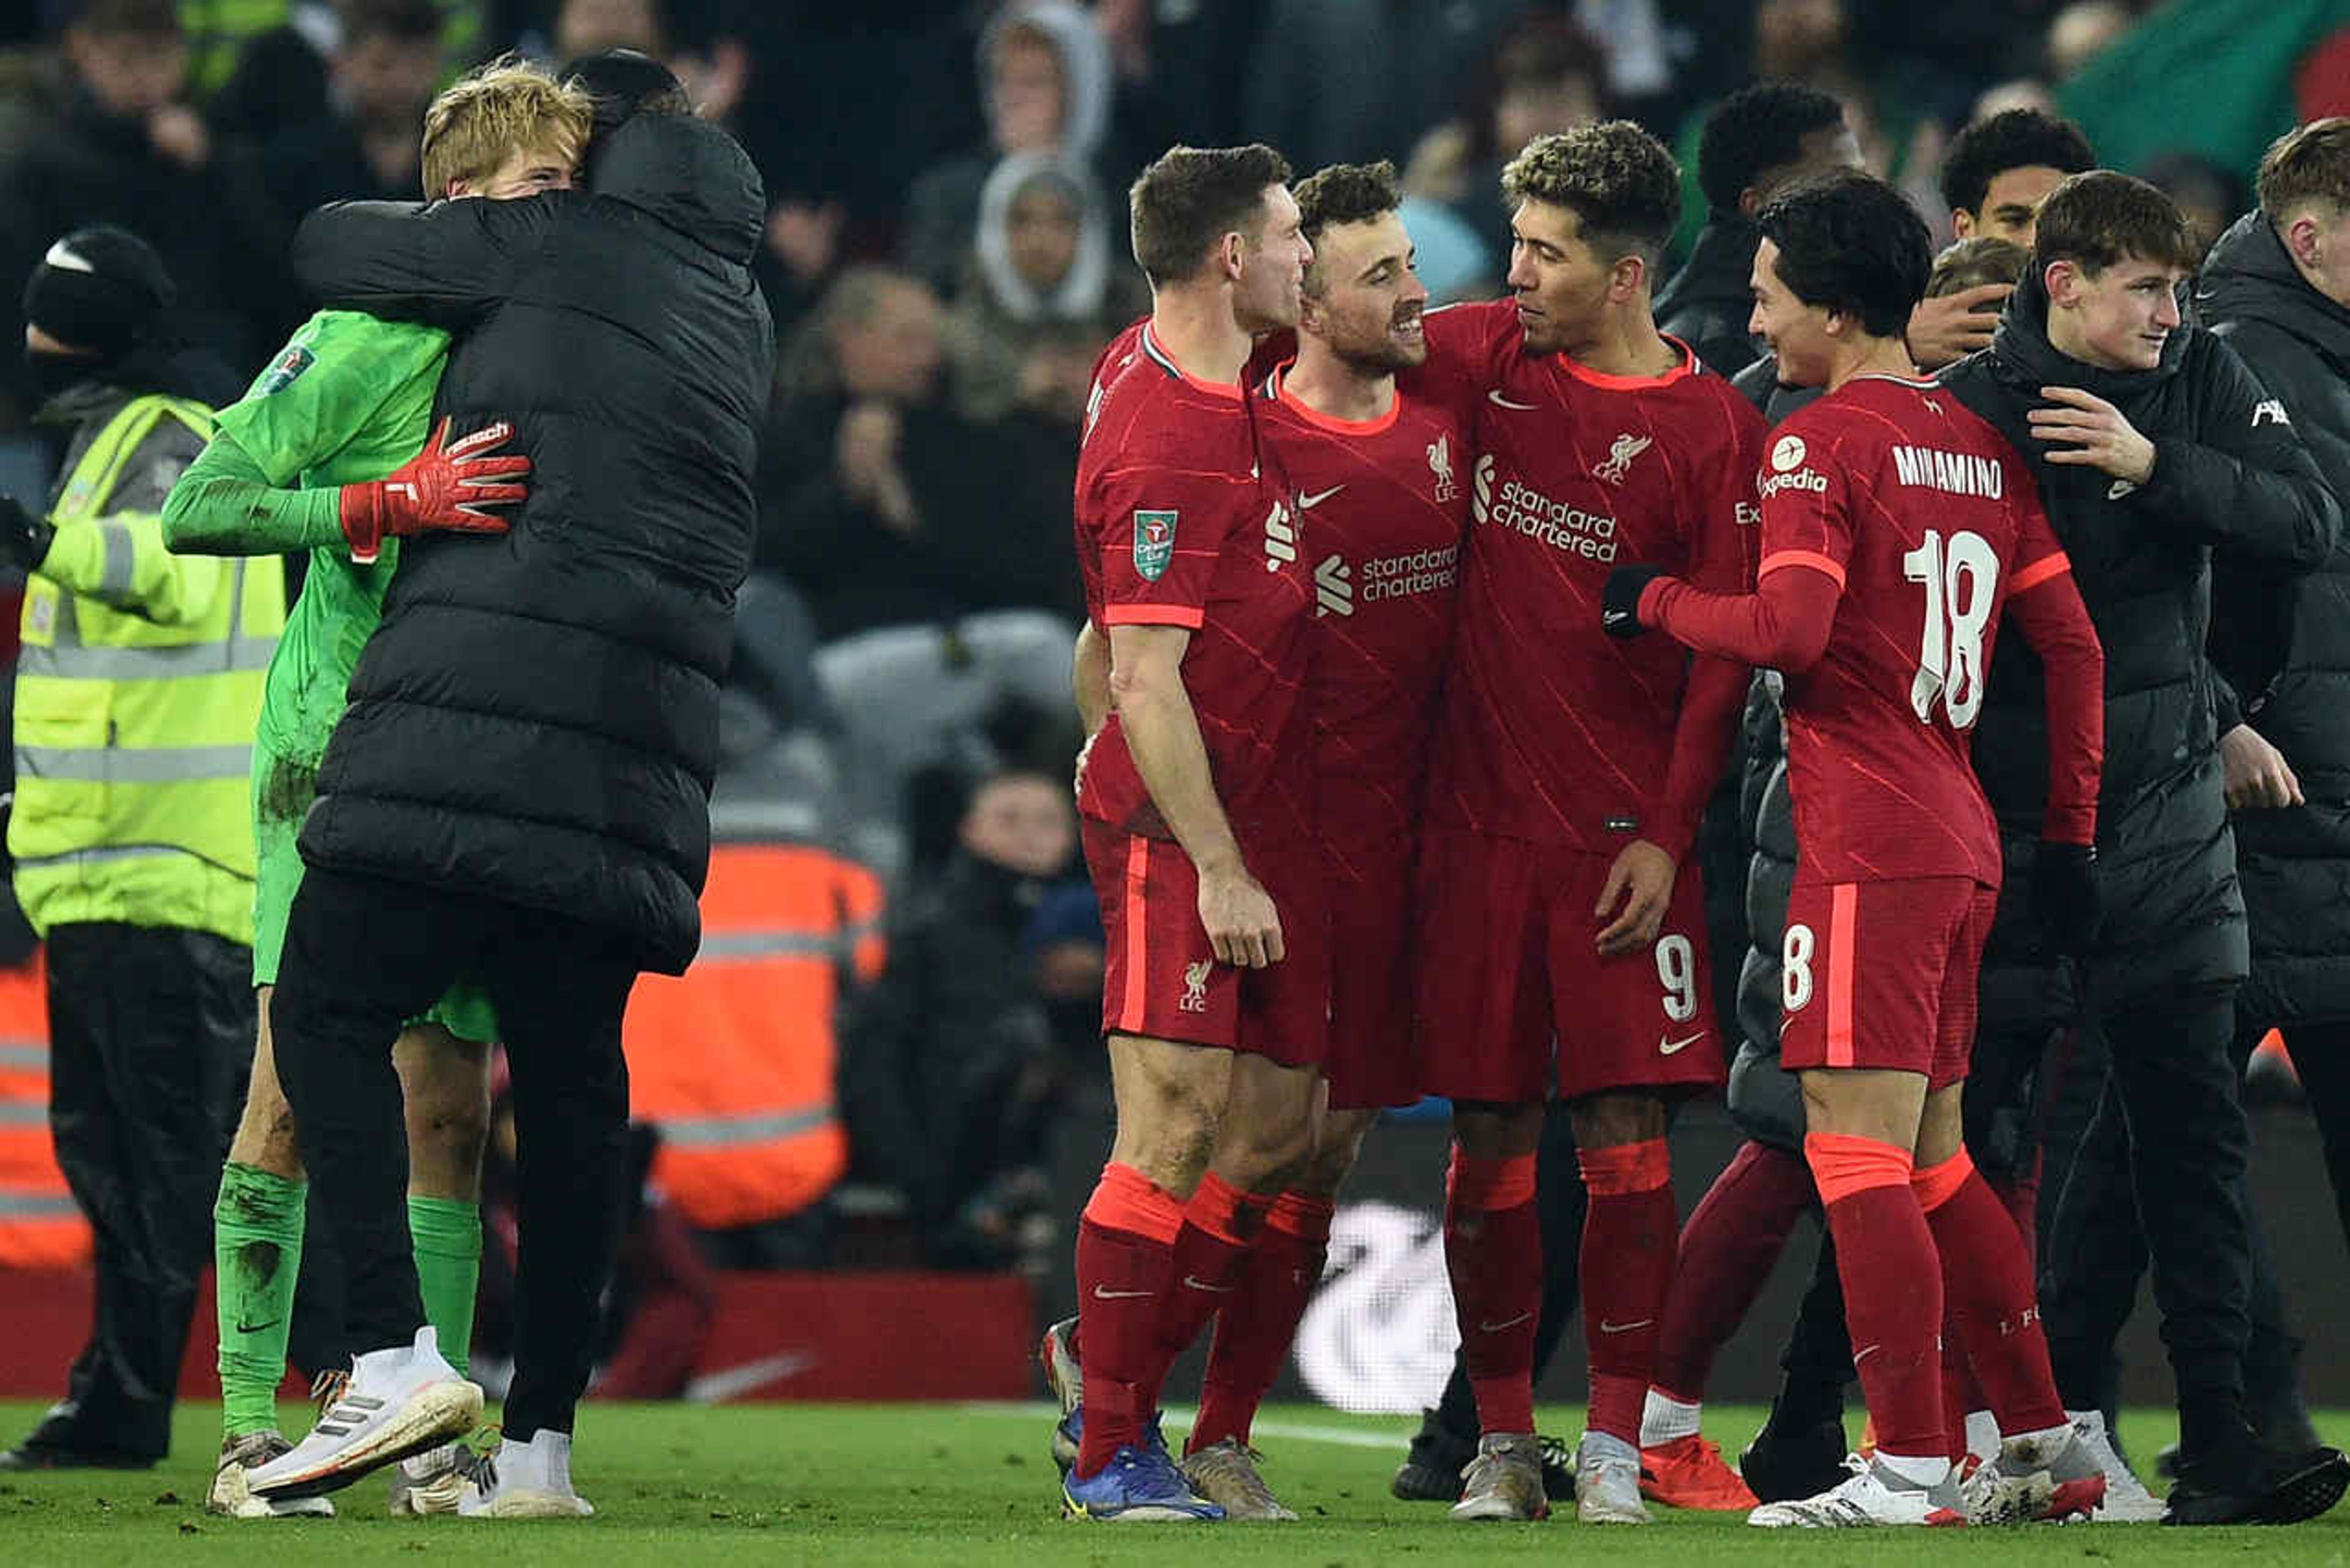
[1651,652,1750,861]
[1640,563,2104,846]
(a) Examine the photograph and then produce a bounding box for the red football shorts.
[1081,819,1328,1067]
[1777,875,1997,1089]
[1414,826,1726,1103]
[1321,823,1421,1111]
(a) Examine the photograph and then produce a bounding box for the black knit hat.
[559,48,689,133]
[22,226,174,360]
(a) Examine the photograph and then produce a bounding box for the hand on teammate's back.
[337,417,531,562]
[2031,840,2102,960]
[1197,864,1284,968]
[1906,283,2009,370]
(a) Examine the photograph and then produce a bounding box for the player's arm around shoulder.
[291,191,567,326]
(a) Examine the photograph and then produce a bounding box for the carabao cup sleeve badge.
[1133,509,1177,581]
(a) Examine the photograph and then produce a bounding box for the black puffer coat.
[288,113,774,974]
[1656,215,1762,378]
[2199,209,2350,1026]
[1941,269,2339,1010]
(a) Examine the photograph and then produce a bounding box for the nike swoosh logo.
[681,1350,816,1404]
[1488,390,1541,411]
[1658,1032,1706,1056]
[1297,484,1346,509]
[1476,1312,1533,1333]
[233,1317,283,1335]
[2107,479,2136,500]
[1598,1318,1656,1334]
[1182,1275,1236,1294]
[1093,1285,1154,1300]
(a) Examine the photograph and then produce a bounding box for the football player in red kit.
[1058,142,1319,1524]
[1606,168,2111,1528]
[1405,121,1767,1523]
[1054,160,1471,1520]
[1176,160,1470,1514]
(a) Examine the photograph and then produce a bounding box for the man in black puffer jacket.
[2201,122,2350,1256]
[1942,171,2344,1525]
[247,53,772,1510]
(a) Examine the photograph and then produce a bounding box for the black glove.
[0,493,54,572]
[1602,563,1668,638]
[2032,840,2101,960]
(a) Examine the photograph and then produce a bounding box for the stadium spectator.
[838,767,1083,1270]
[1407,17,1609,280]
[942,152,1147,424]
[900,2,1114,299]
[0,0,282,436]
[2141,149,2251,262]
[247,0,445,220]
[760,266,1080,641]
[1239,0,1524,174]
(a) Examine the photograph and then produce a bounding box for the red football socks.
[1139,1171,1269,1421]
[1917,1150,2067,1435]
[1444,1148,1542,1436]
[1578,1138,1676,1443]
[1073,1162,1184,1477]
[1652,1138,1816,1402]
[1191,1189,1333,1452]
[1805,1132,1945,1460]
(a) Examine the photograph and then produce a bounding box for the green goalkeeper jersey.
[163,309,450,764]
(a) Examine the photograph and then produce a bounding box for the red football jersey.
[1074,321,1314,843]
[1755,375,2071,885]
[1253,367,1469,855]
[1409,299,1766,851]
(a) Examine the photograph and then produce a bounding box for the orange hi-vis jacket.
[0,952,89,1267]
[626,841,885,1231]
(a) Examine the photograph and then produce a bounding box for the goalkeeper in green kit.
[158,59,591,1521]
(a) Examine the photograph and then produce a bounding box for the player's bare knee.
[1452,1099,1542,1160]
[1912,1085,1966,1166]
[395,1027,492,1171]
[1569,1091,1665,1149]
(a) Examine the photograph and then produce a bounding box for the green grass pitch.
[6,1399,2350,1564]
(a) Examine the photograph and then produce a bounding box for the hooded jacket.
[1656,215,1763,378]
[899,1,1116,296]
[1940,266,2339,1009]
[286,112,774,974]
[2198,209,2350,1026]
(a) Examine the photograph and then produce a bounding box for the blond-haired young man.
[160,58,589,1521]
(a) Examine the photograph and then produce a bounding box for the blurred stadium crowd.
[0,0,2343,1342]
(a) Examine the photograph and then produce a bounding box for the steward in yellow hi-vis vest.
[0,229,271,1473]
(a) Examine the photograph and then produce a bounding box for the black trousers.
[2042,988,2251,1419]
[32,923,250,1462]
[2251,1016,2350,1263]
[269,866,640,1443]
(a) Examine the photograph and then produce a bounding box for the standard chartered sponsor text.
[1477,473,1621,562]
[1360,545,1460,600]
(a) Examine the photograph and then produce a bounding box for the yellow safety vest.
[8,394,285,945]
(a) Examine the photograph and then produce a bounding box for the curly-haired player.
[1403,121,1769,1523]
